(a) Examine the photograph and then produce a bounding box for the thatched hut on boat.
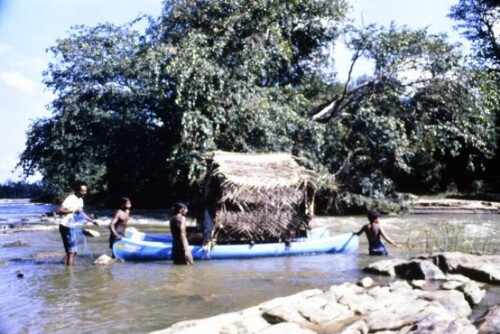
[197,151,317,244]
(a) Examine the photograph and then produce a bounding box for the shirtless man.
[109,197,131,258]
[353,210,400,256]
[169,202,193,265]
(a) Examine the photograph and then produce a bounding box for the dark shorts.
[369,239,388,256]
[109,232,124,249]
[172,246,192,265]
[369,244,388,256]
[59,224,78,254]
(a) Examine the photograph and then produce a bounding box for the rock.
[149,312,244,334]
[431,253,500,284]
[394,259,447,280]
[93,254,114,265]
[364,259,407,276]
[229,314,272,333]
[260,289,325,325]
[82,229,101,238]
[457,263,500,285]
[369,252,500,285]
[445,273,472,283]
[2,240,30,247]
[357,277,373,288]
[258,322,316,334]
[336,320,369,334]
[459,281,486,306]
[411,279,434,290]
[441,280,464,290]
[419,289,472,319]
[153,252,500,334]
[475,305,500,334]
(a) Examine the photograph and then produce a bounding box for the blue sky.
[0,0,464,183]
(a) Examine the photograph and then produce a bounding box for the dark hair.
[174,202,187,212]
[118,197,130,206]
[72,180,88,192]
[367,210,381,222]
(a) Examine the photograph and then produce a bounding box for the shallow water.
[0,199,499,334]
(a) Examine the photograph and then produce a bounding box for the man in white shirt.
[57,180,99,265]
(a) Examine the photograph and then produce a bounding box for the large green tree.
[309,24,498,212]
[450,0,500,69]
[19,0,500,211]
[19,0,350,206]
[450,0,500,192]
[19,22,175,206]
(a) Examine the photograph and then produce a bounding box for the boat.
[113,227,358,261]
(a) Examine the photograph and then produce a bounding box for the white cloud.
[0,70,36,93]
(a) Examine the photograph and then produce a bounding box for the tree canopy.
[18,0,500,211]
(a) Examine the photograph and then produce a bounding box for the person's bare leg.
[66,253,75,266]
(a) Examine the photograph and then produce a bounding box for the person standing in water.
[353,210,400,256]
[57,180,99,266]
[109,197,131,258]
[169,202,193,265]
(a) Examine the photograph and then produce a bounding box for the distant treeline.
[0,181,44,199]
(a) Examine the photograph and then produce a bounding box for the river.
[0,199,499,334]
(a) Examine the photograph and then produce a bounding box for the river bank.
[153,252,500,334]
[410,195,500,214]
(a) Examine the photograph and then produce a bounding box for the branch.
[309,77,381,122]
[333,148,363,177]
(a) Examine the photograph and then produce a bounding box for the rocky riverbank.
[152,252,500,334]
[409,196,500,214]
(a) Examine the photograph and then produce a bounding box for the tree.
[148,0,351,187]
[19,22,174,206]
[450,0,500,69]
[310,24,497,210]
[450,0,500,192]
[19,0,351,206]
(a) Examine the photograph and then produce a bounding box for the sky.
[0,0,465,184]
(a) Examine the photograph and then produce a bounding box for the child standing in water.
[109,197,131,258]
[353,210,400,256]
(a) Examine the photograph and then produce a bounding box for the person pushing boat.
[109,197,131,258]
[169,202,193,265]
[353,210,400,256]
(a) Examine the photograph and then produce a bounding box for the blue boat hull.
[113,229,358,261]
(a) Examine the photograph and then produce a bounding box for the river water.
[0,199,499,334]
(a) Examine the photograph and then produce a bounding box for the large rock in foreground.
[151,252,499,334]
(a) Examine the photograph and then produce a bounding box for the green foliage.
[311,24,498,205]
[0,181,44,199]
[19,0,352,207]
[450,0,500,69]
[401,68,498,192]
[19,22,174,206]
[16,0,500,211]
[450,0,500,192]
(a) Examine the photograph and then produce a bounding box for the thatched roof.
[212,151,309,187]
[200,151,316,243]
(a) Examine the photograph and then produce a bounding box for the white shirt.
[60,194,84,227]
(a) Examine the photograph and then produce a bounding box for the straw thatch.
[198,151,317,244]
